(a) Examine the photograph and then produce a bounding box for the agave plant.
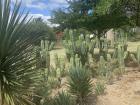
[52,91,75,105]
[68,67,93,105]
[0,0,43,105]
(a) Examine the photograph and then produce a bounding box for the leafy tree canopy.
[51,0,140,33]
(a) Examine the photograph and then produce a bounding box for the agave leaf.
[0,0,43,105]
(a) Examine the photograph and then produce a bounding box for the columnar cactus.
[107,54,112,62]
[98,56,107,77]
[40,40,50,69]
[130,45,140,65]
[89,39,96,57]
[117,45,124,69]
[130,54,137,63]
[117,44,128,72]
[49,42,55,50]
[137,45,140,64]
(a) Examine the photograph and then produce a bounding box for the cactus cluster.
[130,45,140,65]
[63,30,97,66]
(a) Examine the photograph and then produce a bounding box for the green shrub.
[52,91,75,105]
[95,82,105,95]
[0,0,43,104]
[68,67,93,104]
[48,77,60,89]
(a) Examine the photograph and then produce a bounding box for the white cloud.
[11,0,68,10]
[11,0,36,4]
[27,2,47,10]
[49,0,67,4]
[11,0,47,10]
[47,0,68,10]
[28,14,59,27]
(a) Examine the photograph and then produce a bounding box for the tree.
[51,0,130,53]
[28,17,56,45]
[119,0,140,26]
[0,0,42,105]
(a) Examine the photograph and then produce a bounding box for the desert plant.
[98,56,108,77]
[137,45,140,64]
[95,81,105,95]
[127,46,140,67]
[48,77,60,89]
[63,30,97,66]
[52,91,75,105]
[117,45,128,72]
[130,54,137,63]
[54,53,60,67]
[0,0,43,105]
[34,83,51,105]
[68,66,92,105]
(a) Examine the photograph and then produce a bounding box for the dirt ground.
[97,68,140,105]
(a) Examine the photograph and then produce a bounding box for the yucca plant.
[0,0,43,105]
[68,67,93,105]
[95,81,105,95]
[52,91,75,105]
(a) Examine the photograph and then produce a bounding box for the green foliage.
[63,30,97,65]
[98,56,107,76]
[68,66,92,104]
[41,40,55,51]
[130,46,140,65]
[130,54,137,62]
[52,91,75,105]
[48,77,60,89]
[33,84,51,105]
[40,40,50,69]
[137,45,140,64]
[53,53,68,77]
[98,55,112,80]
[95,0,115,15]
[0,0,42,105]
[95,82,106,95]
[117,45,128,71]
[29,17,56,45]
[51,0,129,35]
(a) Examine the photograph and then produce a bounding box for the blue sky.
[11,0,68,26]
